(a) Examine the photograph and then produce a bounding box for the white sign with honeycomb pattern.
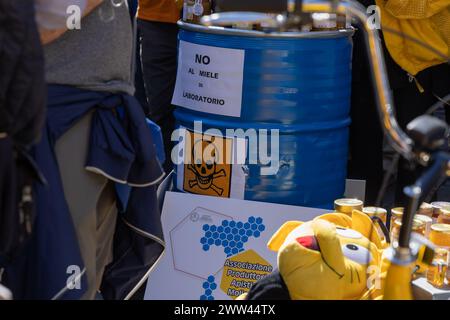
[144,192,327,300]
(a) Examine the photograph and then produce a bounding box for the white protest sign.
[172,41,245,117]
[144,192,328,300]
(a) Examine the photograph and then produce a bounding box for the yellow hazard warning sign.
[183,130,233,198]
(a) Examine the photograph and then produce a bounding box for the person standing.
[349,0,449,206]
[376,0,450,205]
[137,0,181,172]
[4,0,165,300]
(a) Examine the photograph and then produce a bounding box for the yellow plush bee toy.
[242,210,389,300]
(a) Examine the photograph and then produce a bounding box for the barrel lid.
[178,20,354,39]
[201,12,277,26]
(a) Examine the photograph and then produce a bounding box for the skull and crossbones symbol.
[188,140,227,196]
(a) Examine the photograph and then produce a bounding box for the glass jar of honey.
[437,207,450,225]
[390,207,404,232]
[429,224,450,247]
[334,198,363,216]
[430,224,450,285]
[363,207,387,240]
[363,207,387,224]
[417,202,433,218]
[431,202,450,222]
[415,214,433,238]
[390,218,425,244]
[426,248,448,288]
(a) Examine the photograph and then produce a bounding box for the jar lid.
[417,202,434,217]
[334,199,363,214]
[434,247,449,256]
[440,207,450,216]
[431,201,450,211]
[363,207,387,216]
[420,202,433,210]
[415,214,433,224]
[394,218,424,230]
[391,207,404,218]
[431,224,450,234]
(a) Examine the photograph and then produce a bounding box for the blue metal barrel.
[173,22,353,209]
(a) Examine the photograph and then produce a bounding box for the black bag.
[0,0,46,147]
[0,0,46,266]
[0,139,43,264]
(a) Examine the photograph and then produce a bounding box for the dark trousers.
[0,137,17,258]
[138,19,178,173]
[350,61,450,207]
[447,107,450,124]
[393,63,450,206]
[0,137,38,266]
[348,20,450,206]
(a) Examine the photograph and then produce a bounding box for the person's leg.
[95,181,117,294]
[55,112,115,299]
[430,63,450,201]
[0,136,16,256]
[138,19,178,173]
[393,70,436,206]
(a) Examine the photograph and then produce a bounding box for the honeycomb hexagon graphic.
[200,275,217,300]
[200,216,265,257]
[169,207,233,280]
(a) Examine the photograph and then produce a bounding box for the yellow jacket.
[376,0,450,75]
